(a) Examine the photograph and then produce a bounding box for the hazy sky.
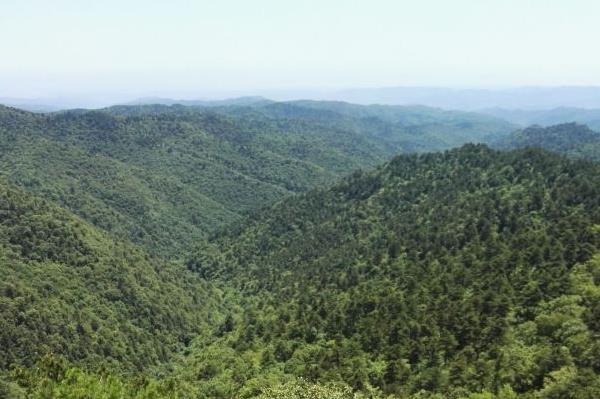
[1,0,599,100]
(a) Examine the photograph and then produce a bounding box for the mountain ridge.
[182,144,600,397]
[0,101,516,257]
[1,143,600,398]
[493,122,600,160]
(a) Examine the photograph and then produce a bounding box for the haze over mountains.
[482,107,600,132]
[5,86,600,113]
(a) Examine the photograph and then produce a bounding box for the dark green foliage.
[493,123,600,160]
[0,102,514,258]
[185,145,600,397]
[2,99,599,398]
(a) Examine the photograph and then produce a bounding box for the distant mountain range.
[0,97,68,112]
[4,86,600,112]
[124,86,600,111]
[324,86,600,110]
[481,107,600,131]
[123,95,271,107]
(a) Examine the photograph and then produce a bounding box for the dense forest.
[183,145,600,398]
[0,102,513,258]
[1,102,599,398]
[493,123,600,160]
[0,178,231,372]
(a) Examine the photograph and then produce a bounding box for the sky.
[1,0,599,101]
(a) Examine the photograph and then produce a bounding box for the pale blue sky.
[1,0,599,100]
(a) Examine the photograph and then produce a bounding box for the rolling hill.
[0,102,514,258]
[183,144,600,398]
[493,123,600,160]
[1,143,599,398]
[4,98,600,398]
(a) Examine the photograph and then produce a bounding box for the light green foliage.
[256,379,355,399]
[7,357,195,399]
[0,180,225,372]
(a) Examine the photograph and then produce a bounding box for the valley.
[1,101,599,398]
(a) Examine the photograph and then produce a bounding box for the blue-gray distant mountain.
[481,107,600,131]
[6,86,600,111]
[322,86,600,110]
[124,96,271,107]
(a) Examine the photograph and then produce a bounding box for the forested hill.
[493,123,600,160]
[0,179,225,374]
[0,102,514,258]
[184,144,600,398]
[108,100,515,153]
[2,143,600,398]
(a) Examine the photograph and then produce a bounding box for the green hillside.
[183,145,600,398]
[0,179,225,376]
[2,144,600,398]
[0,102,514,258]
[253,100,515,149]
[493,123,600,160]
[4,101,599,398]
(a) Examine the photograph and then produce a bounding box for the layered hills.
[1,101,600,398]
[0,102,514,258]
